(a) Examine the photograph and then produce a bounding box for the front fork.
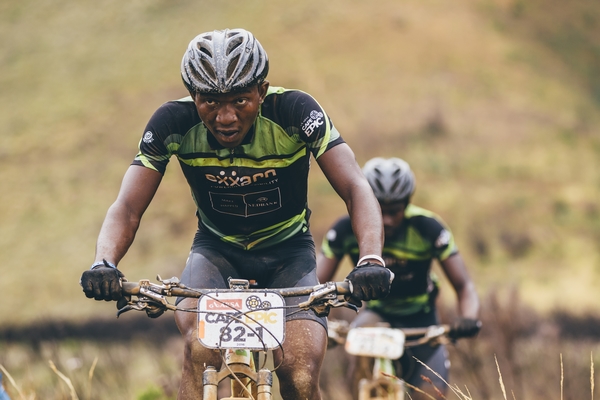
[202,349,273,400]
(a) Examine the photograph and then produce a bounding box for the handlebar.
[400,325,451,347]
[117,276,354,317]
[327,320,454,348]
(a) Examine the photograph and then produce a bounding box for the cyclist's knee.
[277,366,320,398]
[175,299,197,335]
[175,304,219,368]
[276,325,323,398]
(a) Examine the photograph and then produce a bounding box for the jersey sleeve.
[411,214,458,261]
[320,216,354,260]
[132,101,192,174]
[267,89,345,159]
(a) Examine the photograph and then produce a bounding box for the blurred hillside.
[1,0,599,325]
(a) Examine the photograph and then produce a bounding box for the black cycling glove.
[449,317,482,339]
[345,262,393,306]
[80,265,124,301]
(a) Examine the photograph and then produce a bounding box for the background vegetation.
[1,0,599,398]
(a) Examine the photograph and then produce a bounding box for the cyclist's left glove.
[449,317,482,339]
[345,262,393,306]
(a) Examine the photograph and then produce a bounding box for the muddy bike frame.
[120,276,354,400]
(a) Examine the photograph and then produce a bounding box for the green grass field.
[1,0,600,398]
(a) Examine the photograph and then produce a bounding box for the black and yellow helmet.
[181,28,269,94]
[363,157,415,204]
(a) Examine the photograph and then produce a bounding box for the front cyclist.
[79,28,392,400]
[318,157,481,400]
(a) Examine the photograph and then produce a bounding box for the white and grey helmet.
[181,28,269,94]
[362,157,416,204]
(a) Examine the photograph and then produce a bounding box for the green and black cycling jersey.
[321,204,458,316]
[133,86,344,250]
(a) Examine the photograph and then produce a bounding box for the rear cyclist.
[317,157,481,400]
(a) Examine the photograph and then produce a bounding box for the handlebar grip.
[121,282,140,296]
[334,281,352,296]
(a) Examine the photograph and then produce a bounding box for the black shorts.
[177,226,327,330]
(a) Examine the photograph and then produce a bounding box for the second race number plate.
[345,327,405,359]
[197,290,286,350]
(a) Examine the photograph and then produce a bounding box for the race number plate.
[197,290,286,350]
[345,327,405,359]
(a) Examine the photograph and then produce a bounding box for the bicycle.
[327,319,453,400]
[119,275,356,400]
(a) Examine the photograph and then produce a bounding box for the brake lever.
[298,282,338,308]
[116,300,150,318]
[335,300,359,313]
[298,281,359,316]
[116,278,178,318]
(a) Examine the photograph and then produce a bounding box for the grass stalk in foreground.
[86,356,98,400]
[494,354,507,400]
[0,364,26,400]
[49,360,79,400]
[415,357,472,400]
[561,353,564,400]
[592,352,595,400]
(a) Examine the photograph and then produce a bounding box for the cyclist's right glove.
[345,262,393,307]
[80,262,124,301]
[449,317,482,339]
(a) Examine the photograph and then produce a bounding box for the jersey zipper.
[230,148,234,164]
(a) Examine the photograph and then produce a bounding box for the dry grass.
[0,334,182,400]
[2,322,599,399]
[0,364,26,400]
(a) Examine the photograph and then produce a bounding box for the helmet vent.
[227,54,241,80]
[239,53,254,83]
[197,58,214,80]
[374,179,384,194]
[198,44,212,58]
[226,36,244,55]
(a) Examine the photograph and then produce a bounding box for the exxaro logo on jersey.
[301,110,324,137]
[205,169,277,187]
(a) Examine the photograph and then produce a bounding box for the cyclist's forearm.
[456,282,480,319]
[94,202,141,267]
[347,187,384,262]
[317,144,384,261]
